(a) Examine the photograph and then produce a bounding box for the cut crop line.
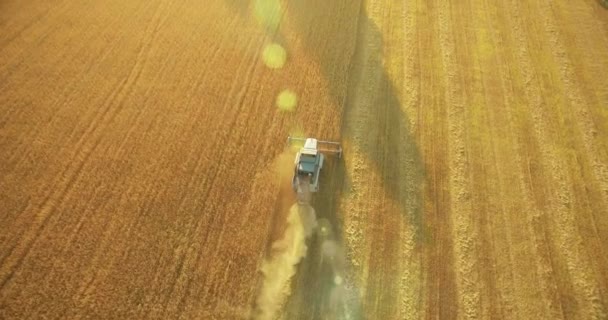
[541,1,608,208]
[512,1,603,318]
[437,0,480,317]
[536,2,607,317]
[506,1,575,317]
[489,0,555,318]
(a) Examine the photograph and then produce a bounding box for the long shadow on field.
[225,0,426,247]
[280,0,427,238]
[226,0,427,318]
[282,1,427,318]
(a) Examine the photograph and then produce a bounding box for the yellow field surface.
[1,0,607,319]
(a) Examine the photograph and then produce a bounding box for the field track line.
[436,0,482,317]
[0,0,174,293]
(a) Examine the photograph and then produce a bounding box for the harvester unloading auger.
[287,136,342,204]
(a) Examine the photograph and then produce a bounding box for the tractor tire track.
[0,0,173,293]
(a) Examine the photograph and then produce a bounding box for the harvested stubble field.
[1,0,608,319]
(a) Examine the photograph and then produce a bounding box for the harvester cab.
[287,136,342,203]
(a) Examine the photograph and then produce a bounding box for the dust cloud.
[255,150,356,319]
[254,204,317,320]
[317,219,356,319]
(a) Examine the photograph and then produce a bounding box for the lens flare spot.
[277,90,297,112]
[317,218,333,238]
[254,0,282,32]
[262,43,286,69]
[289,126,305,139]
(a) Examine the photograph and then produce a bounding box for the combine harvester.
[287,136,342,204]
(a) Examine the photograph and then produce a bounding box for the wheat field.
[1,0,607,319]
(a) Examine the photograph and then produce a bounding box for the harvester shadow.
[222,2,426,234]
[281,0,428,318]
[225,0,427,318]
[284,0,426,239]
